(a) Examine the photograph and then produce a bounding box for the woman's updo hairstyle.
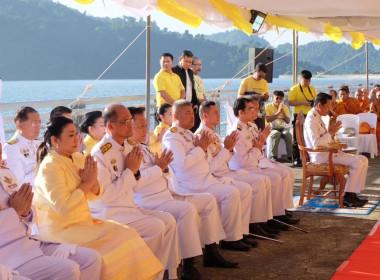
[79,111,102,134]
[37,116,74,164]
[154,103,172,124]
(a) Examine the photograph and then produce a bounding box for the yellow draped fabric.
[157,0,201,28]
[324,22,343,43]
[265,15,308,33]
[349,31,366,50]
[209,0,252,35]
[35,150,164,280]
[83,134,99,156]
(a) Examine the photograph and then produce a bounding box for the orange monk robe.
[375,103,380,144]
[358,99,370,113]
[335,97,362,117]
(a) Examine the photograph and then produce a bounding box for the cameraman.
[288,70,317,167]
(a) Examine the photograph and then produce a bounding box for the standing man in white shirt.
[172,50,201,132]
[2,107,41,188]
[303,92,369,207]
[192,57,206,104]
[162,100,251,252]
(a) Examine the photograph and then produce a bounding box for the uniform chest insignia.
[113,165,118,172]
[127,138,136,146]
[100,143,112,154]
[119,147,124,152]
[3,176,18,192]
[111,158,117,165]
[0,205,4,211]
[211,145,221,157]
[237,124,242,131]
[20,148,30,158]
[145,146,154,155]
[7,138,19,145]
[170,127,178,133]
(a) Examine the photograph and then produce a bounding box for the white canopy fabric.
[75,0,380,49]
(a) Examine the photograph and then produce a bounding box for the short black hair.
[160,53,173,61]
[79,110,102,134]
[180,50,193,59]
[14,106,38,123]
[273,90,284,97]
[329,89,337,97]
[255,62,267,73]
[339,85,349,93]
[199,101,217,120]
[50,106,72,120]
[301,70,312,80]
[314,92,332,107]
[128,106,145,119]
[233,97,251,117]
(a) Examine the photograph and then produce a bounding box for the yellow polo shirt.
[153,70,184,107]
[238,76,269,96]
[288,84,317,115]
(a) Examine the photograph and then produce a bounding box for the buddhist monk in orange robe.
[356,89,370,113]
[335,86,362,117]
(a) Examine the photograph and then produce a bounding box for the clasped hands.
[252,125,271,151]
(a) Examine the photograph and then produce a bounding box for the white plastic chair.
[336,114,359,152]
[224,102,237,133]
[358,113,378,158]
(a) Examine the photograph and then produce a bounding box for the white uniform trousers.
[15,245,102,280]
[144,200,203,259]
[227,172,273,223]
[128,209,179,271]
[330,153,368,193]
[228,180,252,235]
[186,184,242,241]
[173,193,226,247]
[268,163,295,210]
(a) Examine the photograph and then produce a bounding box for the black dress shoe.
[293,160,302,167]
[271,156,278,162]
[343,193,365,207]
[266,219,289,231]
[220,240,251,252]
[181,266,208,280]
[275,215,300,225]
[203,243,238,268]
[259,222,280,235]
[249,223,277,239]
[353,193,368,204]
[285,209,293,217]
[242,235,258,247]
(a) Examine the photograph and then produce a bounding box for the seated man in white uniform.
[90,104,179,280]
[303,92,369,207]
[196,101,278,239]
[162,100,251,252]
[127,107,239,276]
[0,142,102,280]
[228,97,300,230]
[2,107,41,188]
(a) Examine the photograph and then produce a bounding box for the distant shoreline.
[279,74,380,79]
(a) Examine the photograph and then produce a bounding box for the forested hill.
[0,0,377,81]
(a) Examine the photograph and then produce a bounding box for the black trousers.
[292,113,300,161]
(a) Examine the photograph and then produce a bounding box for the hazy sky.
[56,0,329,46]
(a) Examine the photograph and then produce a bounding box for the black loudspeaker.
[248,48,274,83]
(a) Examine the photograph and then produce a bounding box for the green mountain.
[0,0,376,81]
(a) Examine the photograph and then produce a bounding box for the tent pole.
[292,30,298,86]
[145,15,151,143]
[365,41,369,90]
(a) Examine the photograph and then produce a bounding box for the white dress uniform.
[228,120,294,216]
[195,123,273,223]
[90,134,179,271]
[304,108,368,193]
[2,132,41,188]
[162,124,243,241]
[127,140,225,258]
[0,164,102,280]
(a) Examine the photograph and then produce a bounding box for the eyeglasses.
[192,64,202,66]
[110,119,134,125]
[24,120,42,127]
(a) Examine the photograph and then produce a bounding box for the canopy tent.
[75,0,380,50]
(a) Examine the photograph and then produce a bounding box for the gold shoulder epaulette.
[127,138,136,146]
[170,127,178,133]
[100,143,112,154]
[7,138,19,145]
[237,124,242,131]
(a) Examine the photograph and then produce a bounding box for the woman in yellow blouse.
[34,117,163,280]
[80,111,106,156]
[154,104,172,137]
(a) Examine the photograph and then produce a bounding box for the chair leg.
[307,176,314,200]
[299,176,308,206]
[338,176,346,208]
